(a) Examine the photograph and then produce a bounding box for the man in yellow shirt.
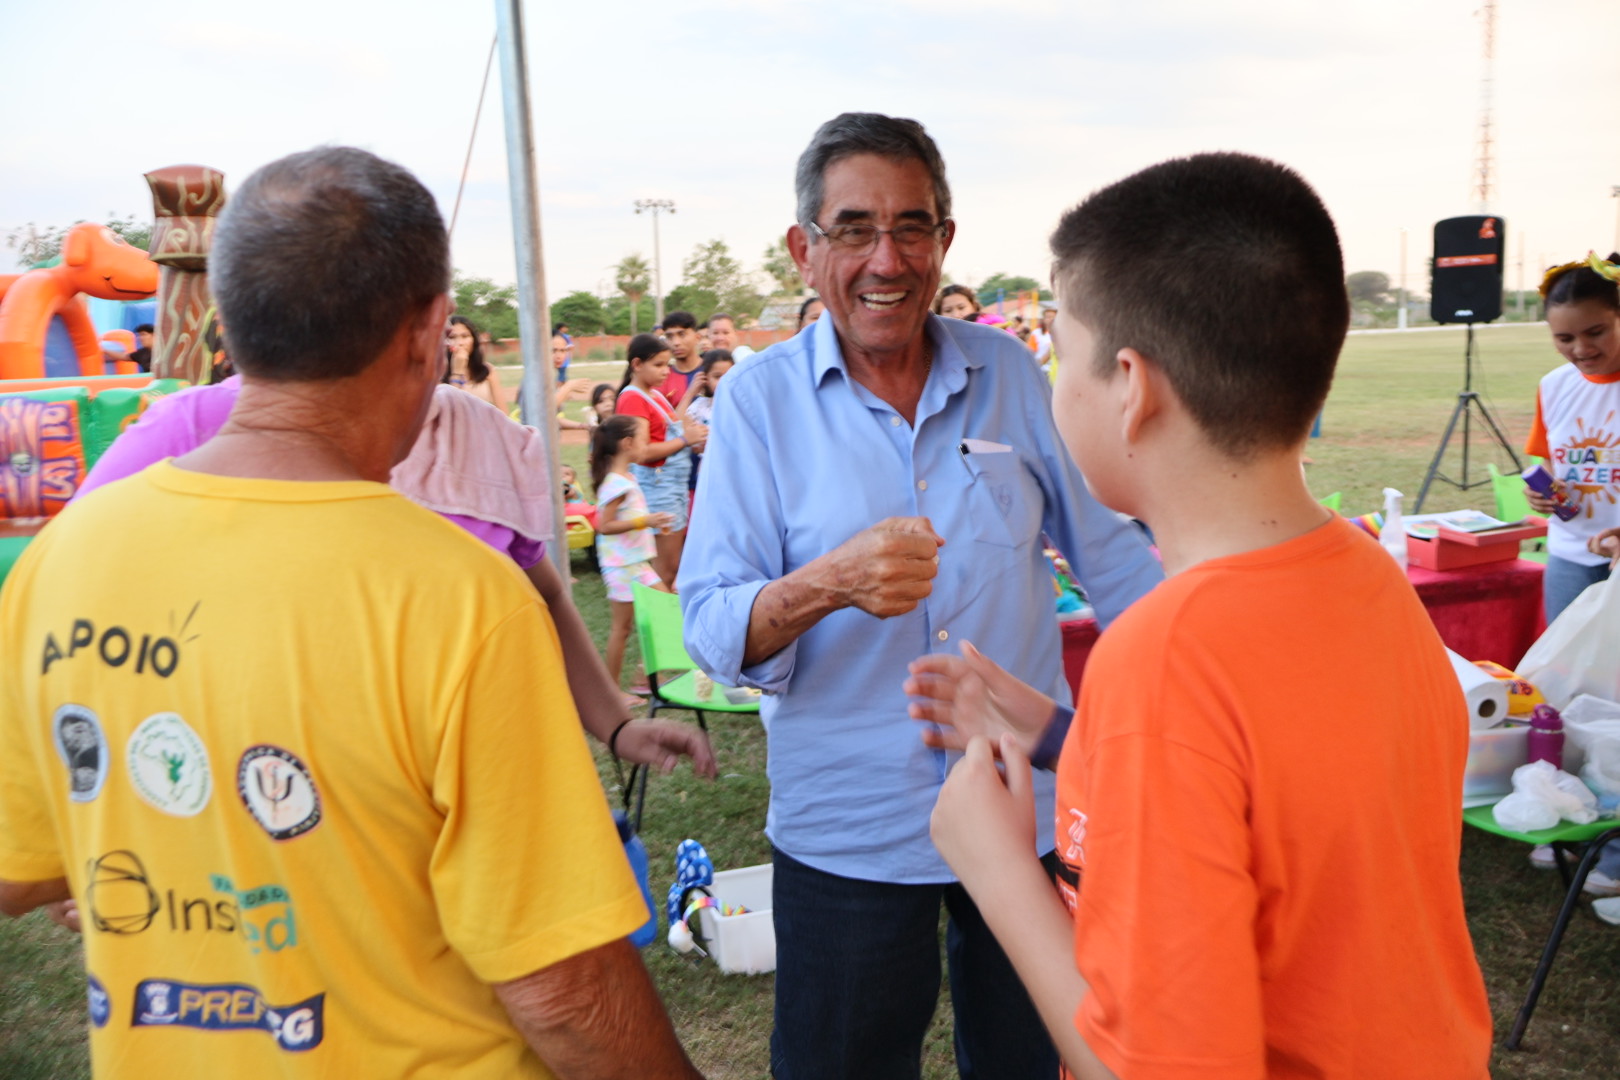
[0,146,698,1079]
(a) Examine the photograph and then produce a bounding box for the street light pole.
[635,198,675,326]
[493,0,566,587]
[1611,186,1620,255]
[1398,227,1408,330]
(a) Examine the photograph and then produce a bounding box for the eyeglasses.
[807,220,949,254]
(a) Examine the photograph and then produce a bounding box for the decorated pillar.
[145,165,227,384]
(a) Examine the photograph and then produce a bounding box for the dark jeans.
[1544,554,1611,625]
[769,846,1058,1080]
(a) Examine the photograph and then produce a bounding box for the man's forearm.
[494,939,700,1079]
[526,560,628,744]
[743,557,848,666]
[0,876,71,918]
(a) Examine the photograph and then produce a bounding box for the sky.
[4,0,1618,306]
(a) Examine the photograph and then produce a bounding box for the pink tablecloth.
[1059,558,1545,703]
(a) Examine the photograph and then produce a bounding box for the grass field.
[4,324,1615,1079]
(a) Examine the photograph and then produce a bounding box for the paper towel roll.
[1447,648,1510,730]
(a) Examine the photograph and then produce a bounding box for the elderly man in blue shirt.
[679,112,1163,1080]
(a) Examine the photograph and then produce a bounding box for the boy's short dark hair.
[1050,152,1348,457]
[663,310,697,331]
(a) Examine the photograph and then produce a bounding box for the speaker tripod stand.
[1414,324,1522,512]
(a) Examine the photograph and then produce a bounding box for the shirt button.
[890,415,902,427]
[937,630,949,642]
[917,480,928,491]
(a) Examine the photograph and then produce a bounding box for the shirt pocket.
[962,450,1044,549]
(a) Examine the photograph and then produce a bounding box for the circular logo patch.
[87,974,111,1028]
[51,704,107,802]
[126,713,211,817]
[237,746,321,841]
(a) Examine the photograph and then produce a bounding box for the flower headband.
[1539,252,1620,298]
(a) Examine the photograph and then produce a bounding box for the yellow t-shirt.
[0,462,647,1078]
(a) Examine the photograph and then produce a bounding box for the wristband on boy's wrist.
[632,514,649,530]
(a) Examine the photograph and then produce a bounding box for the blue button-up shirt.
[679,314,1162,883]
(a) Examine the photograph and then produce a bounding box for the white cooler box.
[695,864,776,975]
[1463,722,1529,808]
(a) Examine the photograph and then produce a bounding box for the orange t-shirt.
[1055,516,1491,1080]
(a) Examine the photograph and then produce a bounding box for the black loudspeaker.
[1431,215,1505,324]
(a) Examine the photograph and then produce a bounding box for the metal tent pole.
[494,0,567,586]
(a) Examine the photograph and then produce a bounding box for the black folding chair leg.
[1553,841,1577,892]
[1506,826,1620,1050]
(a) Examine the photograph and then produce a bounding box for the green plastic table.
[1462,804,1620,1049]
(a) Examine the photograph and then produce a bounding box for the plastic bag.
[1562,695,1620,798]
[1492,760,1599,832]
[1518,575,1620,709]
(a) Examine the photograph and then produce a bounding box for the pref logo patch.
[130,979,323,1051]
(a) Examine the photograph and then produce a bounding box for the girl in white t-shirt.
[1525,253,1620,622]
[591,415,672,703]
[1528,253,1620,906]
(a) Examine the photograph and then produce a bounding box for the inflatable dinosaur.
[0,224,159,380]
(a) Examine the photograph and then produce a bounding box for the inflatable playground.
[0,166,227,585]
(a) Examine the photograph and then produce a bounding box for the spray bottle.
[1381,488,1408,569]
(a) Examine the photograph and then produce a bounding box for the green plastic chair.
[631,583,761,731]
[1318,491,1342,512]
[1462,806,1620,1049]
[1487,463,1549,563]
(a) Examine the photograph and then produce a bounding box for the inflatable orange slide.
[0,223,158,380]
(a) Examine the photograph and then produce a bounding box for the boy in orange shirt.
[912,153,1493,1079]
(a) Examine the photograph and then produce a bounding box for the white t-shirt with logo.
[1527,364,1620,566]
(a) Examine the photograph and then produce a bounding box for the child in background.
[615,333,708,587]
[915,153,1492,1079]
[1525,254,1620,901]
[585,382,616,430]
[591,415,673,704]
[1525,254,1620,623]
[934,283,982,321]
[686,350,734,428]
[559,464,584,505]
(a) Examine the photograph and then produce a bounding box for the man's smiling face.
[797,153,951,361]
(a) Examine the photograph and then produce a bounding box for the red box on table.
[1406,519,1548,571]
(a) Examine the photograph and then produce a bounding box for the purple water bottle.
[1527,704,1564,770]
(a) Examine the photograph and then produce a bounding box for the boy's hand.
[648,512,675,532]
[1589,527,1620,567]
[905,640,1056,756]
[931,735,1036,890]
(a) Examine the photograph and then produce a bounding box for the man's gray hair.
[212,146,450,381]
[794,113,952,232]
